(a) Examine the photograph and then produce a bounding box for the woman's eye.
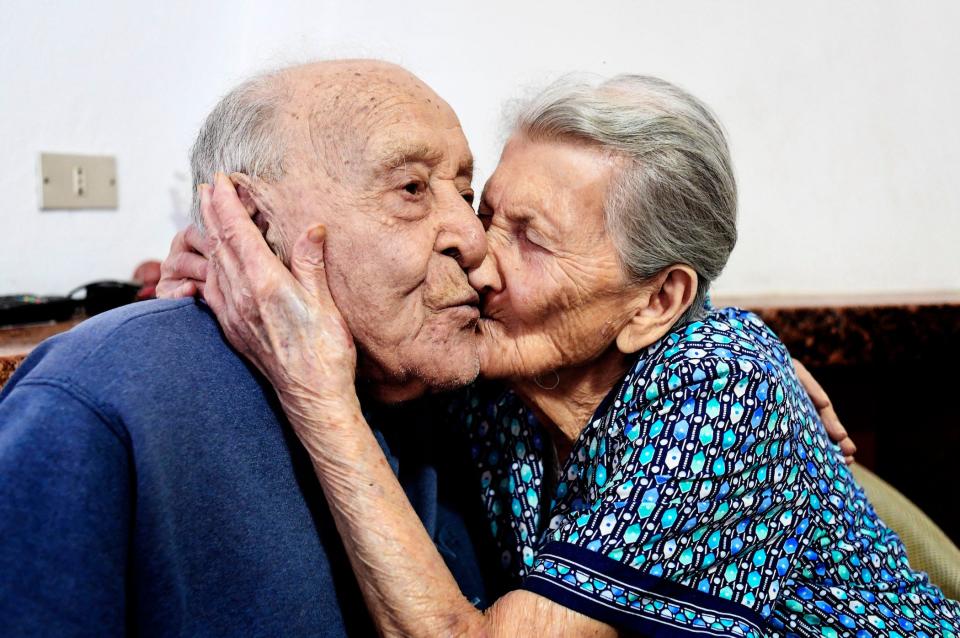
[522,228,547,250]
[461,191,475,205]
[477,210,492,229]
[403,182,422,196]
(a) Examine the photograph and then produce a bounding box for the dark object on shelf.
[69,281,142,317]
[0,295,78,327]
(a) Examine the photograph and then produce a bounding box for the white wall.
[2,0,958,297]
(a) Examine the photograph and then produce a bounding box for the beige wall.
[2,0,958,296]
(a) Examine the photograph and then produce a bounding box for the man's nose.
[468,251,502,294]
[436,201,487,270]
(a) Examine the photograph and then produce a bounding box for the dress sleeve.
[522,356,801,638]
[0,379,132,635]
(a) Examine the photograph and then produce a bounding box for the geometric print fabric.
[450,306,960,636]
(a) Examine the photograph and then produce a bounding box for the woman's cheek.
[510,277,560,324]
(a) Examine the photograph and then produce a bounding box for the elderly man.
[0,60,497,636]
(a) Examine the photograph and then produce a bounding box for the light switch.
[39,153,118,209]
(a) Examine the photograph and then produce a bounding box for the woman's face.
[470,133,644,379]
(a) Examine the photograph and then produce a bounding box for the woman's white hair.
[512,74,738,325]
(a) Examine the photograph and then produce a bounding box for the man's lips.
[438,292,481,323]
[439,291,480,310]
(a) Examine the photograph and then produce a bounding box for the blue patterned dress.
[448,306,960,637]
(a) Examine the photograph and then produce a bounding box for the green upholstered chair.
[851,463,960,601]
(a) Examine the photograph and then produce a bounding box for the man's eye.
[403,182,422,195]
[461,191,475,205]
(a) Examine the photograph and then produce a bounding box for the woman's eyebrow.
[484,198,560,241]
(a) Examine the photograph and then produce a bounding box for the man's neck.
[512,348,633,465]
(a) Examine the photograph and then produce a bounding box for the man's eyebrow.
[458,156,474,181]
[372,143,473,180]
[374,143,444,170]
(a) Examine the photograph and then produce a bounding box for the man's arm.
[0,379,131,635]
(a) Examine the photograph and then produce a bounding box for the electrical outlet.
[39,153,118,209]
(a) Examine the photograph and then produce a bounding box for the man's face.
[267,64,486,401]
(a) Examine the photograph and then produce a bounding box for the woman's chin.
[476,318,555,380]
[476,318,515,379]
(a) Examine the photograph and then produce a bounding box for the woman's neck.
[512,348,633,464]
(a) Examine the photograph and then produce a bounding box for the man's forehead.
[279,61,472,177]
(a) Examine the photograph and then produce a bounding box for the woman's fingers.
[290,225,332,305]
[202,260,228,322]
[793,359,857,458]
[837,436,857,457]
[169,252,207,283]
[157,226,207,299]
[157,278,193,299]
[184,223,213,258]
[201,183,248,295]
[209,173,281,274]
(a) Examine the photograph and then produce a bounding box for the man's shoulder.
[4,299,250,403]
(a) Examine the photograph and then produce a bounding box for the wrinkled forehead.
[284,66,471,179]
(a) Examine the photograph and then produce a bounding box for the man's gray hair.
[513,74,738,325]
[189,70,288,226]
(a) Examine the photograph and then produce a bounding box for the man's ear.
[229,172,287,260]
[229,172,264,222]
[230,173,259,218]
[616,265,699,354]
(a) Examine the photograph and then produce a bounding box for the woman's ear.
[616,265,699,354]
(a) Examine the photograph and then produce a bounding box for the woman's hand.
[196,173,360,428]
[793,358,856,464]
[156,225,211,299]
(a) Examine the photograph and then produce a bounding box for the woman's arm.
[195,174,616,638]
[298,403,613,637]
[155,203,855,470]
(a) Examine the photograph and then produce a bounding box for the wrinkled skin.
[165,61,486,403]
[466,134,856,461]
[275,66,485,400]
[157,78,855,635]
[159,130,855,460]
[470,135,636,380]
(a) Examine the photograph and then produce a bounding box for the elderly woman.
[162,76,959,636]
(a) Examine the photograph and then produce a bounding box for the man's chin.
[359,335,481,403]
[366,360,479,404]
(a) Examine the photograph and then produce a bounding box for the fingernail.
[308,226,325,243]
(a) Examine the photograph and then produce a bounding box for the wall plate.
[39,153,118,209]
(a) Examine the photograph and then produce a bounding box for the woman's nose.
[468,251,502,294]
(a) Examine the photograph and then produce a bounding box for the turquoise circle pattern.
[450,306,960,637]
